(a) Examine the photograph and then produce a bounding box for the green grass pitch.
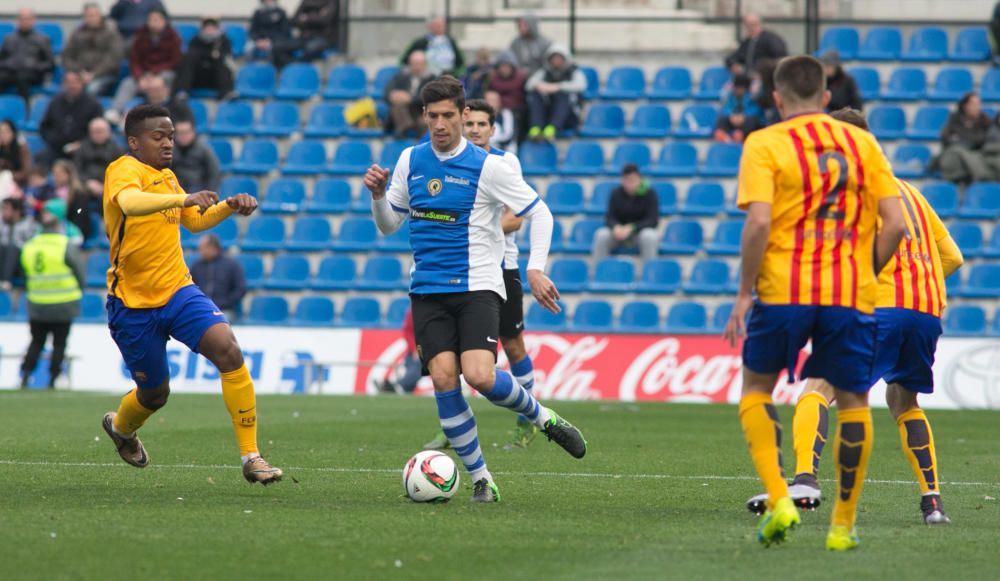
[2,392,998,580]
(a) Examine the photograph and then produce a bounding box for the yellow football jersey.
[737,112,899,314]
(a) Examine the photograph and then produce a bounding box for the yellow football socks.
[739,392,788,510]
[896,408,939,495]
[793,391,830,477]
[221,364,259,456]
[113,388,155,435]
[831,407,873,529]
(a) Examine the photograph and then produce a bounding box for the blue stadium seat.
[659,220,702,254]
[235,63,276,99]
[526,302,568,331]
[982,69,1000,102]
[231,140,279,174]
[891,144,931,179]
[36,21,64,54]
[290,296,335,327]
[275,63,320,100]
[328,141,373,175]
[284,216,332,251]
[625,104,671,139]
[242,216,285,251]
[681,182,726,216]
[560,141,605,176]
[585,181,615,216]
[349,188,374,214]
[85,253,110,288]
[706,219,744,255]
[383,297,410,328]
[0,96,26,128]
[209,101,255,136]
[236,254,264,288]
[174,22,198,49]
[571,300,614,332]
[605,142,652,175]
[959,183,1000,218]
[220,176,257,200]
[0,23,12,43]
[848,67,880,101]
[950,27,990,62]
[709,302,735,333]
[0,290,11,320]
[188,99,208,129]
[323,64,367,100]
[818,27,859,60]
[943,305,986,336]
[647,66,692,100]
[180,228,201,249]
[920,182,958,218]
[905,106,949,141]
[356,256,405,291]
[303,103,347,138]
[857,27,902,61]
[379,140,413,170]
[332,217,378,252]
[207,139,233,171]
[545,181,585,215]
[548,258,589,293]
[961,264,1000,298]
[982,224,1000,258]
[945,272,961,297]
[212,220,239,248]
[305,179,352,214]
[519,142,558,176]
[375,227,410,252]
[868,106,906,140]
[672,104,717,138]
[281,140,328,175]
[664,302,708,334]
[994,311,1000,337]
[617,301,661,333]
[245,296,289,325]
[580,66,600,100]
[949,222,983,257]
[264,255,311,290]
[224,24,247,58]
[42,65,62,95]
[694,66,729,101]
[369,65,399,99]
[23,95,48,131]
[649,142,698,177]
[599,66,646,100]
[682,259,730,295]
[78,293,106,323]
[517,221,564,253]
[901,27,948,62]
[562,219,603,253]
[927,68,974,102]
[254,101,299,136]
[651,181,678,214]
[588,258,635,293]
[700,143,742,177]
[578,104,625,138]
[881,68,927,101]
[311,255,356,290]
[339,297,381,328]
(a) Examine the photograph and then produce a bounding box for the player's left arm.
[181,194,256,233]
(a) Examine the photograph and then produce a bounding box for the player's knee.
[429,368,457,390]
[137,384,170,410]
[463,366,495,391]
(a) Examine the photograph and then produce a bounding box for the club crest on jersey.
[427,178,443,196]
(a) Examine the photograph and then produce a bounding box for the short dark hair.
[420,75,465,111]
[773,55,826,104]
[124,104,172,138]
[829,107,868,131]
[732,73,752,89]
[621,163,640,176]
[465,98,495,126]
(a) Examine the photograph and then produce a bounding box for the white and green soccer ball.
[402,451,459,503]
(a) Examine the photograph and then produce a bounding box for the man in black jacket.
[174,17,235,100]
[38,70,104,168]
[272,0,339,69]
[73,117,123,212]
[822,51,863,112]
[592,164,660,262]
[250,0,290,60]
[0,8,55,101]
[171,119,220,193]
[725,13,787,74]
[191,234,246,322]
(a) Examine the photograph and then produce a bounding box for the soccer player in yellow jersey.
[722,56,907,549]
[746,108,964,528]
[99,105,282,485]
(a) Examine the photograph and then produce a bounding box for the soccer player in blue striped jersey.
[365,76,587,503]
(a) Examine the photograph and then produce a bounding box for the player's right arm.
[108,164,218,216]
[367,148,410,234]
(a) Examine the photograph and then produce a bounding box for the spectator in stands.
[190,234,246,321]
[724,13,787,75]
[714,73,761,144]
[0,197,34,289]
[105,8,182,124]
[462,47,493,99]
[139,73,194,124]
[18,197,84,389]
[0,8,55,102]
[487,50,527,112]
[821,51,862,112]
[51,159,90,242]
[110,0,165,41]
[592,164,659,263]
[250,0,291,60]
[485,90,515,152]
[0,119,32,187]
[63,4,126,97]
[401,16,464,76]
[272,0,340,70]
[753,59,780,127]
[174,17,235,101]
[525,45,586,141]
[935,92,992,184]
[510,14,551,76]
[171,119,220,193]
[38,70,104,169]
[73,117,122,209]
[384,50,435,138]
[23,167,54,203]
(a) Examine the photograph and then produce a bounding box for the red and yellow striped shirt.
[737,112,899,314]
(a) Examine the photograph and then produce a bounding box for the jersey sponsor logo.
[444,175,471,186]
[410,208,458,223]
[427,178,443,196]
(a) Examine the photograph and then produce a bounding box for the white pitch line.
[0,459,997,488]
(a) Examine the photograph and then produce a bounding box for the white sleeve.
[371,148,411,234]
[482,154,540,217]
[521,200,553,272]
[502,151,523,176]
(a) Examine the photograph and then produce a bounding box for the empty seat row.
[526,300,733,334]
[946,264,1000,298]
[206,137,407,175]
[244,295,409,327]
[207,101,383,138]
[521,141,741,177]
[848,66,980,102]
[542,258,738,295]
[818,26,989,62]
[235,63,398,101]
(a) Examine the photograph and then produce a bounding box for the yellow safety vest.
[21,233,82,305]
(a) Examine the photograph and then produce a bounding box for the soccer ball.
[402,450,459,503]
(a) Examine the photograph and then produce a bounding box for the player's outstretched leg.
[102,387,156,468]
[889,385,949,525]
[434,387,499,503]
[827,400,873,551]
[507,352,540,449]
